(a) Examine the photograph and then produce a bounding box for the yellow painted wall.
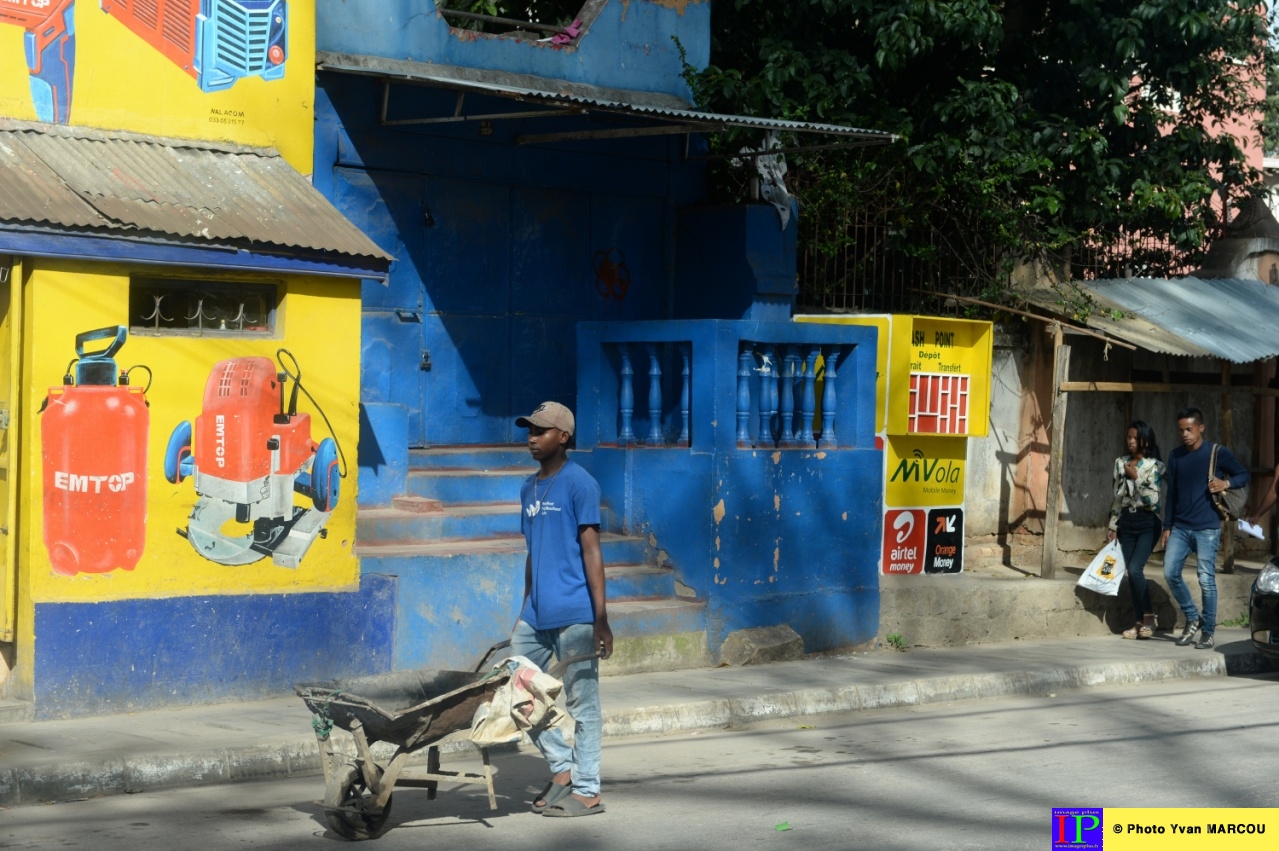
[0,1,314,172]
[17,259,360,621]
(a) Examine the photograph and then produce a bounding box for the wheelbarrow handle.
[547,651,601,679]
[473,639,512,673]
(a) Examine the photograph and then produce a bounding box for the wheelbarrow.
[295,641,596,840]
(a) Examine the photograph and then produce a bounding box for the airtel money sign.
[882,509,926,574]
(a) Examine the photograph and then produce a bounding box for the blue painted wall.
[576,320,884,654]
[32,576,396,719]
[317,0,711,103]
[315,72,705,454]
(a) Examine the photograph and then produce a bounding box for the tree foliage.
[690,1,1274,304]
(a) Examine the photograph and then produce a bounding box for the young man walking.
[1159,407,1250,650]
[510,401,612,817]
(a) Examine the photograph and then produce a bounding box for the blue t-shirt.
[518,460,602,630]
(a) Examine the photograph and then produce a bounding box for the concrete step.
[606,563,678,599]
[878,561,1261,649]
[390,495,444,513]
[408,445,534,470]
[355,531,653,566]
[358,503,521,543]
[407,469,530,503]
[609,598,706,637]
[0,699,33,723]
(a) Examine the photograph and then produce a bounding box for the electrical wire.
[276,348,349,478]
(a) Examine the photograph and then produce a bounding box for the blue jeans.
[1162,526,1220,634]
[510,620,601,797]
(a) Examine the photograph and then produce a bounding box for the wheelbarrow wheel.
[324,766,394,841]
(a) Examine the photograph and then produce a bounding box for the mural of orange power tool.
[0,0,76,124]
[164,351,343,569]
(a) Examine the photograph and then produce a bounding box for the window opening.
[129,278,278,336]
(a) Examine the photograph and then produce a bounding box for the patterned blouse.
[1107,455,1165,531]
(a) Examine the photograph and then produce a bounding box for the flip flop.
[543,796,606,818]
[531,779,573,814]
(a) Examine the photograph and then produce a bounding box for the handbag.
[1077,540,1126,596]
[1209,443,1249,521]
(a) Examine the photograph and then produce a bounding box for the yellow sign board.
[884,434,967,508]
[795,313,992,438]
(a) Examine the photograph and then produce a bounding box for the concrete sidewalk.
[2,630,1275,807]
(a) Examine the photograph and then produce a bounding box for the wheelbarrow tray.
[295,667,508,752]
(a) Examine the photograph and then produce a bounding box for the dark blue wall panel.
[33,576,396,719]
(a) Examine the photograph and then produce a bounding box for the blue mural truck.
[101,0,287,93]
[0,0,76,124]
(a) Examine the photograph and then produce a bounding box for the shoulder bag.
[1209,443,1249,521]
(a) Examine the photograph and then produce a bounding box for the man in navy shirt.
[1160,407,1250,650]
[510,401,612,818]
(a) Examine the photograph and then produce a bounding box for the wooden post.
[1221,359,1236,572]
[1041,326,1070,579]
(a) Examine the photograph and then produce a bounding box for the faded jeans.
[510,620,601,797]
[1162,526,1220,635]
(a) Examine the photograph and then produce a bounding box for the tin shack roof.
[1028,277,1279,363]
[0,119,392,264]
[316,52,898,148]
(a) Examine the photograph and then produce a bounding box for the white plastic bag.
[1077,540,1126,596]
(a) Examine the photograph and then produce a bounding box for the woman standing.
[1106,421,1165,639]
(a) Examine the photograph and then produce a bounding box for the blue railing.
[577,321,874,453]
[615,342,692,447]
[737,342,843,449]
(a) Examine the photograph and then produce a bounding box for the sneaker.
[1195,634,1215,650]
[1175,620,1201,646]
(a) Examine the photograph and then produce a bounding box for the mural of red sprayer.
[40,326,150,574]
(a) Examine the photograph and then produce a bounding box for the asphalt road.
[3,673,1279,850]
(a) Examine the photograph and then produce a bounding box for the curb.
[2,649,1274,807]
[600,651,1271,737]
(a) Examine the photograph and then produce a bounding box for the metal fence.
[795,206,1199,314]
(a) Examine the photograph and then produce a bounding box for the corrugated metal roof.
[316,52,898,142]
[0,119,392,262]
[1029,277,1279,362]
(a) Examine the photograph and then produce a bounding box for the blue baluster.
[799,346,818,448]
[819,345,840,449]
[737,344,754,448]
[619,343,636,447]
[779,346,797,448]
[757,345,775,447]
[646,343,664,446]
[678,343,691,448]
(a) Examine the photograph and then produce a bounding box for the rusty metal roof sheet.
[1029,277,1279,362]
[0,119,392,262]
[316,52,898,143]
